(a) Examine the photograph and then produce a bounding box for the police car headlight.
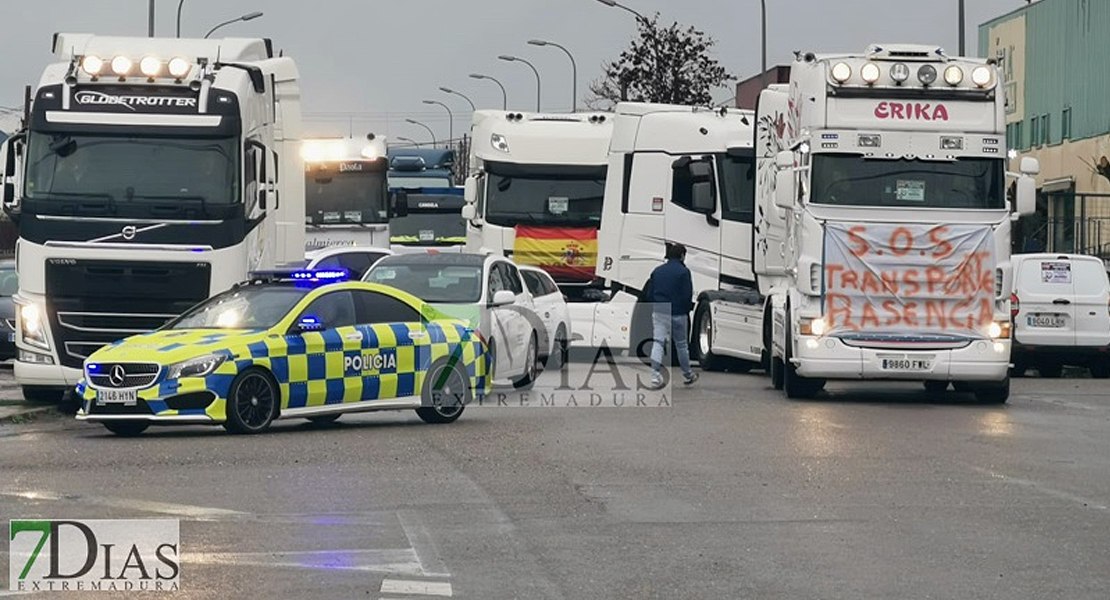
[165,354,227,380]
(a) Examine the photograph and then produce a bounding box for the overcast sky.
[1,0,1028,139]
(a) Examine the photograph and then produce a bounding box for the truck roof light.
[168,57,191,79]
[81,55,104,76]
[943,65,964,86]
[111,56,133,78]
[831,62,851,83]
[917,64,937,85]
[889,62,910,84]
[491,133,510,153]
[139,56,161,78]
[860,62,880,84]
[971,66,993,87]
[361,145,379,159]
[940,136,963,150]
[858,134,881,148]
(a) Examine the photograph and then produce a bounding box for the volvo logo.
[121,225,137,240]
[109,365,127,387]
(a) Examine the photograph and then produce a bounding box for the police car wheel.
[417,359,469,424]
[103,421,149,437]
[224,369,279,434]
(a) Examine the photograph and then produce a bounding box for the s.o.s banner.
[823,223,996,335]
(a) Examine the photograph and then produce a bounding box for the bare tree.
[585,14,734,110]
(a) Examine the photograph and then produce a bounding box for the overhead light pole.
[396,136,420,148]
[405,118,436,146]
[204,11,264,39]
[594,0,645,21]
[499,55,542,112]
[528,39,577,112]
[439,87,476,112]
[469,73,508,110]
[422,100,454,147]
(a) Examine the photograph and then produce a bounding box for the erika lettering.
[874,101,949,122]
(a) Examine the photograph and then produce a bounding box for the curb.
[0,403,58,424]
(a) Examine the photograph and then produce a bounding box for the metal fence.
[1016,192,1110,263]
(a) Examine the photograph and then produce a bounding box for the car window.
[334,253,382,279]
[521,271,546,297]
[0,268,17,296]
[496,263,524,294]
[542,272,560,296]
[352,290,420,324]
[366,263,484,303]
[312,255,344,271]
[488,263,506,294]
[294,290,357,330]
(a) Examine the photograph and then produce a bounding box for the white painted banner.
[823,223,996,335]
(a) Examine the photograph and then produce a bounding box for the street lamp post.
[422,100,454,148]
[760,0,767,90]
[176,0,185,37]
[439,87,476,112]
[528,39,577,112]
[406,118,436,146]
[499,55,542,113]
[204,11,264,39]
[396,136,420,148]
[469,73,508,110]
[595,0,645,21]
[149,0,156,36]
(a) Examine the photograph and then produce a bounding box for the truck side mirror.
[1015,175,1036,217]
[774,150,796,210]
[461,203,476,221]
[463,175,478,202]
[390,190,408,217]
[1020,156,1040,176]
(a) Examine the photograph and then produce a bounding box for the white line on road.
[380,578,453,596]
[971,466,1109,510]
[187,549,425,575]
[397,509,451,577]
[0,490,247,519]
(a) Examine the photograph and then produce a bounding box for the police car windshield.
[168,287,309,330]
[365,264,483,303]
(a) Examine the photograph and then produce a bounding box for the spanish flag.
[513,225,598,282]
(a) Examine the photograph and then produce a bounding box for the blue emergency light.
[247,268,350,285]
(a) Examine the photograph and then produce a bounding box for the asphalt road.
[1,360,1109,599]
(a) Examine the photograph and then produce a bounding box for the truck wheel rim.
[698,311,712,356]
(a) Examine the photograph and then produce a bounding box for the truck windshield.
[810,154,1005,209]
[24,131,238,205]
[391,211,466,246]
[484,162,606,228]
[306,169,389,225]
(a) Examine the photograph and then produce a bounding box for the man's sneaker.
[648,375,665,390]
[683,372,699,385]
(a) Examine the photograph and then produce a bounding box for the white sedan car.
[518,265,571,368]
[292,246,395,279]
[364,253,541,387]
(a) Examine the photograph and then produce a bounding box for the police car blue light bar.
[247,269,350,284]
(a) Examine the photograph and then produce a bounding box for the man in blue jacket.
[646,242,698,388]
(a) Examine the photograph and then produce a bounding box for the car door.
[1070,258,1110,348]
[485,261,521,376]
[284,290,361,409]
[1013,256,1075,347]
[521,270,557,353]
[351,290,427,401]
[500,262,535,363]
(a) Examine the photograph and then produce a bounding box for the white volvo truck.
[0,34,305,401]
[462,110,620,347]
[302,135,391,251]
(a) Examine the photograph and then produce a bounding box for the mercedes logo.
[109,365,127,387]
[121,225,137,241]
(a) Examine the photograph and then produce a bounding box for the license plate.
[881,358,932,371]
[1027,314,1065,328]
[97,388,138,405]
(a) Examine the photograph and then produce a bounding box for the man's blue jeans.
[651,312,692,380]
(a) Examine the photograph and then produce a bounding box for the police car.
[75,270,490,436]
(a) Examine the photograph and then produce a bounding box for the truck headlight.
[19,304,49,350]
[165,354,227,380]
[987,321,1010,340]
[799,317,827,336]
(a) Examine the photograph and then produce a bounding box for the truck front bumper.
[15,359,83,389]
[793,335,1010,382]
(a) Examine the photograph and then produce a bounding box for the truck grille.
[87,362,160,389]
[46,259,211,368]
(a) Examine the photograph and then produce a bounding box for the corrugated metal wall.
[980,0,1110,150]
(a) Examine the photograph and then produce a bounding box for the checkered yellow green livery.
[75,282,490,424]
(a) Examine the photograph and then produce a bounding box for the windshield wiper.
[129,193,209,217]
[31,191,118,215]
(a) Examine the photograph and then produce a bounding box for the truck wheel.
[1037,361,1062,378]
[694,302,726,372]
[973,377,1010,404]
[22,386,66,403]
[783,320,824,399]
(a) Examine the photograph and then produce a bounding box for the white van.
[1011,253,1110,378]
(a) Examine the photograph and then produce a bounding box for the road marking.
[380,578,453,596]
[971,467,1109,510]
[397,509,450,577]
[187,549,425,575]
[0,490,247,519]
